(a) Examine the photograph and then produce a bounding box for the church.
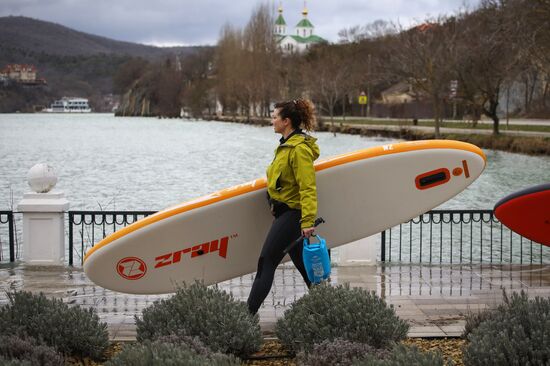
[274,2,327,54]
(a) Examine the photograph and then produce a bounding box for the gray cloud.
[0,0,481,46]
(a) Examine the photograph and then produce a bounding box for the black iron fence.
[67,209,550,267]
[68,211,156,265]
[381,210,550,265]
[0,211,16,262]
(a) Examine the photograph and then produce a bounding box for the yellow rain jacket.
[266,132,320,229]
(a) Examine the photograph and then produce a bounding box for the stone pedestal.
[336,234,379,266]
[17,191,69,265]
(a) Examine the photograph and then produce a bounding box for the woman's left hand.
[302,227,315,238]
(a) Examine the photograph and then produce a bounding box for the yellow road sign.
[358,95,368,105]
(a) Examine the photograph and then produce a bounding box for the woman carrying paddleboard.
[247,98,320,315]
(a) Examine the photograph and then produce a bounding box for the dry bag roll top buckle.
[302,235,331,284]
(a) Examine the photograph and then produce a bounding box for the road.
[342,122,550,138]
[330,116,550,126]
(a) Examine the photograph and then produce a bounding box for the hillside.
[0,16,209,112]
[0,16,196,58]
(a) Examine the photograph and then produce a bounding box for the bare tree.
[280,53,308,100]
[388,19,459,137]
[454,0,522,134]
[339,20,396,44]
[304,44,353,131]
[242,3,282,117]
[215,24,244,116]
[180,48,215,117]
[113,57,150,95]
[214,3,282,119]
[525,0,550,74]
[510,0,550,113]
[152,59,185,117]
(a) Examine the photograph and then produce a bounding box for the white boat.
[43,97,92,113]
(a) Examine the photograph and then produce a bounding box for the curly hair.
[274,98,316,132]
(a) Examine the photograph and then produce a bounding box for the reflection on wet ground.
[0,263,549,340]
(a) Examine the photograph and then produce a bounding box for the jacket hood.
[283,133,320,160]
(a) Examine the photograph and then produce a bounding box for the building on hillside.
[380,81,420,104]
[1,64,47,85]
[275,1,327,54]
[3,64,36,82]
[373,80,434,119]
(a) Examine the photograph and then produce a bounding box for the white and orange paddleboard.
[494,183,550,246]
[84,140,486,294]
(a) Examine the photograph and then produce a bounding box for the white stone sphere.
[27,163,58,193]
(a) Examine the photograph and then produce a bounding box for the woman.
[247,98,320,315]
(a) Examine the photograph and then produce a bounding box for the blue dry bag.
[302,235,331,284]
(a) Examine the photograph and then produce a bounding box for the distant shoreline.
[206,115,550,156]
[3,112,548,155]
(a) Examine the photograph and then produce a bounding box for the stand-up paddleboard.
[494,183,550,246]
[84,140,486,294]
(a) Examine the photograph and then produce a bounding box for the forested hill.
[0,16,195,58]
[0,16,207,112]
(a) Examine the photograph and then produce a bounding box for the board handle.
[282,217,325,255]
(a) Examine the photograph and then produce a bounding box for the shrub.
[135,282,262,357]
[0,335,64,366]
[463,290,550,366]
[462,308,495,338]
[296,338,390,366]
[154,334,213,357]
[356,344,450,366]
[105,338,240,366]
[0,291,109,360]
[0,356,32,366]
[275,283,409,353]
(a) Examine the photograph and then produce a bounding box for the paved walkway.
[0,263,549,340]
[331,116,550,126]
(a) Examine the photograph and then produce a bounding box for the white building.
[275,2,326,54]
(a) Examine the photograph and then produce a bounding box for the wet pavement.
[1,262,549,341]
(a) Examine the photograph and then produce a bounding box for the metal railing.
[0,211,16,262]
[67,209,550,267]
[68,211,156,265]
[381,210,550,264]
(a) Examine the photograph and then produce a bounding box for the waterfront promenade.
[1,262,548,341]
[344,122,550,138]
[2,114,549,344]
[212,114,550,140]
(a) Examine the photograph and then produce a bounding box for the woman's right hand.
[302,227,315,238]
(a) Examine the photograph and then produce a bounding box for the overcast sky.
[0,0,481,46]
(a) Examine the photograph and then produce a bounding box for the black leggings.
[247,209,312,314]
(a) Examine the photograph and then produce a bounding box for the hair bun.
[274,98,316,131]
[295,99,316,131]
